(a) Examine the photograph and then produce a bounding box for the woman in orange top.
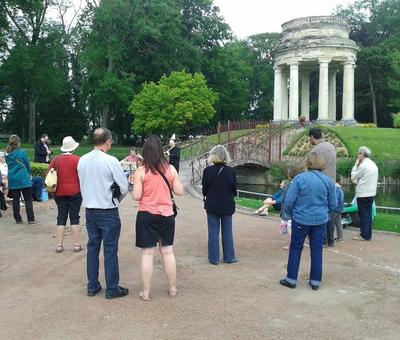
[131,135,183,301]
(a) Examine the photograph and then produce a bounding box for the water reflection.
[237,183,400,208]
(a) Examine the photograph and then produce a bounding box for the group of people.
[202,128,379,291]
[1,126,379,296]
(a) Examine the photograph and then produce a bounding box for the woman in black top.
[202,145,237,265]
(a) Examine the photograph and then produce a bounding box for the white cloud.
[213,0,355,38]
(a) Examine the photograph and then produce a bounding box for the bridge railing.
[189,124,285,184]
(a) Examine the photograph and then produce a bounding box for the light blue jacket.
[284,170,337,226]
[6,149,32,190]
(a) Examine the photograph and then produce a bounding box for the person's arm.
[202,168,208,197]
[351,162,365,183]
[328,181,337,213]
[131,166,144,201]
[45,158,56,177]
[283,179,299,218]
[22,152,31,175]
[109,158,129,195]
[232,169,237,197]
[170,165,184,196]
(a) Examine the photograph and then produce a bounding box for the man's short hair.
[358,146,371,158]
[308,128,322,140]
[41,134,48,139]
[93,127,112,146]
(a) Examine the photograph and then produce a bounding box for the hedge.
[30,163,48,177]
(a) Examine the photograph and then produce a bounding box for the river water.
[237,183,400,207]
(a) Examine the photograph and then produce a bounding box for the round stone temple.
[272,16,359,125]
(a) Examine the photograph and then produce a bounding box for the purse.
[45,157,59,193]
[157,168,178,217]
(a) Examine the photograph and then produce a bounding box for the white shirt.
[77,149,129,209]
[351,158,379,198]
[0,162,8,177]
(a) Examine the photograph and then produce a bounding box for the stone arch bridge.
[189,126,300,185]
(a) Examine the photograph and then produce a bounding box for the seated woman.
[255,180,287,216]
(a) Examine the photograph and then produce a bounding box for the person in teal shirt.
[6,135,39,224]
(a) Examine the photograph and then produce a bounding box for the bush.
[357,123,377,128]
[30,162,48,177]
[336,159,354,177]
[267,162,296,182]
[393,113,400,128]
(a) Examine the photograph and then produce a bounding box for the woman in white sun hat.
[46,136,83,253]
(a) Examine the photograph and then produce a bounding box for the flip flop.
[168,289,178,298]
[56,245,63,253]
[139,291,151,301]
[73,244,83,252]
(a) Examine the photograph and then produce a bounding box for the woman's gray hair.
[358,146,372,157]
[208,145,231,164]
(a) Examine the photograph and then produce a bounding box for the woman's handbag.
[45,157,59,193]
[157,169,178,217]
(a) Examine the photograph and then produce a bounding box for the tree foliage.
[130,70,217,136]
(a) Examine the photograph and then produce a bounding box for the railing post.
[268,122,272,165]
[217,121,221,144]
[228,120,231,143]
[278,123,282,162]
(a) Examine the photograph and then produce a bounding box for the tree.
[130,71,217,136]
[336,0,400,126]
[205,41,253,121]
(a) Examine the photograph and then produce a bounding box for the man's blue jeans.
[286,220,326,286]
[207,214,236,264]
[86,208,121,294]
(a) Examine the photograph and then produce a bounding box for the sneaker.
[87,285,102,297]
[352,236,368,241]
[309,282,319,291]
[335,238,344,243]
[16,220,23,224]
[28,220,41,225]
[279,278,296,289]
[105,286,129,299]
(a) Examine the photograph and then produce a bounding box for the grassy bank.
[330,127,400,160]
[235,197,400,233]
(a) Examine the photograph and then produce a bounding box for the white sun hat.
[60,136,79,152]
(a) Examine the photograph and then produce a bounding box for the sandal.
[168,288,178,298]
[56,245,63,253]
[139,291,151,301]
[73,244,83,252]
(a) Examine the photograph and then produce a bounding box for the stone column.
[328,69,337,121]
[273,66,282,122]
[289,63,299,121]
[318,59,330,121]
[342,61,356,123]
[301,71,310,120]
[281,72,288,121]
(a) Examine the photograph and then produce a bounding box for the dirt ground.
[1,191,400,340]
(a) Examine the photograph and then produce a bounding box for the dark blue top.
[284,170,337,225]
[335,185,345,213]
[272,189,283,211]
[202,164,237,215]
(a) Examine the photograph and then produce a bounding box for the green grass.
[330,127,400,160]
[0,143,131,161]
[180,129,256,160]
[235,197,400,233]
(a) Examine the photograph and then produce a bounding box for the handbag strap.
[15,158,26,169]
[207,165,224,193]
[156,167,174,200]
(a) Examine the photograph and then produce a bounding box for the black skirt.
[135,211,175,248]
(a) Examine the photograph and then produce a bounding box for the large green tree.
[130,71,217,136]
[336,0,400,126]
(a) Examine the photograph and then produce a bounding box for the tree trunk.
[100,56,114,127]
[28,96,36,144]
[368,71,378,125]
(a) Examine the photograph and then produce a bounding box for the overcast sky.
[213,0,354,38]
[68,0,355,38]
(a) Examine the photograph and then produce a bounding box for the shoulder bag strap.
[207,166,224,192]
[15,158,26,169]
[156,167,174,200]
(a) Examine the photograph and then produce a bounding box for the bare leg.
[56,226,65,248]
[140,248,155,298]
[159,245,177,296]
[71,224,81,246]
